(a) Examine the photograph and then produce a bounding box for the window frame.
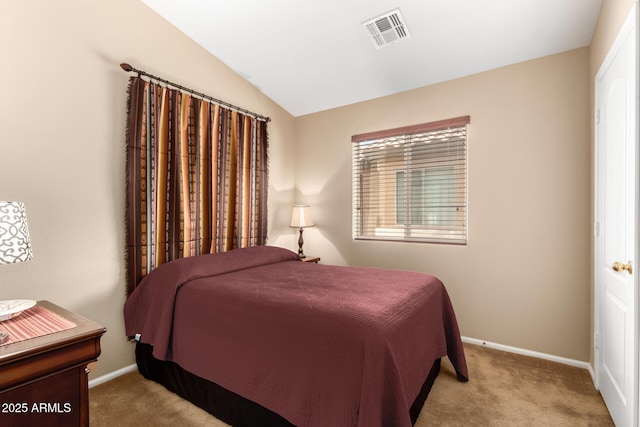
[352,116,470,245]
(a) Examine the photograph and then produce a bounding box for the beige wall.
[0,0,296,379]
[296,48,592,361]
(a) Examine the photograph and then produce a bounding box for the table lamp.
[0,201,35,342]
[289,205,314,258]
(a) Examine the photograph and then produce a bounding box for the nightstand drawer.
[1,366,83,426]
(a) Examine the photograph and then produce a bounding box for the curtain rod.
[120,63,270,122]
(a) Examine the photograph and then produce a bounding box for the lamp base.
[297,228,306,259]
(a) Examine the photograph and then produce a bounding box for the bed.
[124,246,468,426]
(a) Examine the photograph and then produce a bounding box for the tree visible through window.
[352,116,469,244]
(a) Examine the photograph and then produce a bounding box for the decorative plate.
[0,299,36,321]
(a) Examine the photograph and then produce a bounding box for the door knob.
[612,261,633,275]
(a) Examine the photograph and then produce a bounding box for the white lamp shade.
[289,205,314,228]
[0,201,33,264]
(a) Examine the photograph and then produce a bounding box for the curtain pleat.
[124,78,148,291]
[125,77,269,295]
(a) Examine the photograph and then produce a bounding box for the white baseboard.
[462,336,595,382]
[88,363,137,388]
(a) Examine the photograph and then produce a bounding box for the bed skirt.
[135,342,441,426]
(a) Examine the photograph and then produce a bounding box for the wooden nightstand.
[0,300,105,427]
[302,256,320,263]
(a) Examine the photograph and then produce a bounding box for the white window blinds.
[352,116,469,244]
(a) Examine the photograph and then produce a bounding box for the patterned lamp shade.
[0,201,33,265]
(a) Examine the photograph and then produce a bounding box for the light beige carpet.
[89,343,613,426]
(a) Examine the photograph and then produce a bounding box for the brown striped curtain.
[125,77,268,295]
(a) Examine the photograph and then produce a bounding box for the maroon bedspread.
[124,246,468,427]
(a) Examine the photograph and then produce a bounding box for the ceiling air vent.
[363,9,411,49]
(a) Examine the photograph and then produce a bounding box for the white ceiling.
[141,0,602,117]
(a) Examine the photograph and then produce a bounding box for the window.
[352,116,469,244]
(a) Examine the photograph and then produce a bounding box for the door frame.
[593,3,639,426]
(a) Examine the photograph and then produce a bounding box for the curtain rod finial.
[120,63,133,72]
